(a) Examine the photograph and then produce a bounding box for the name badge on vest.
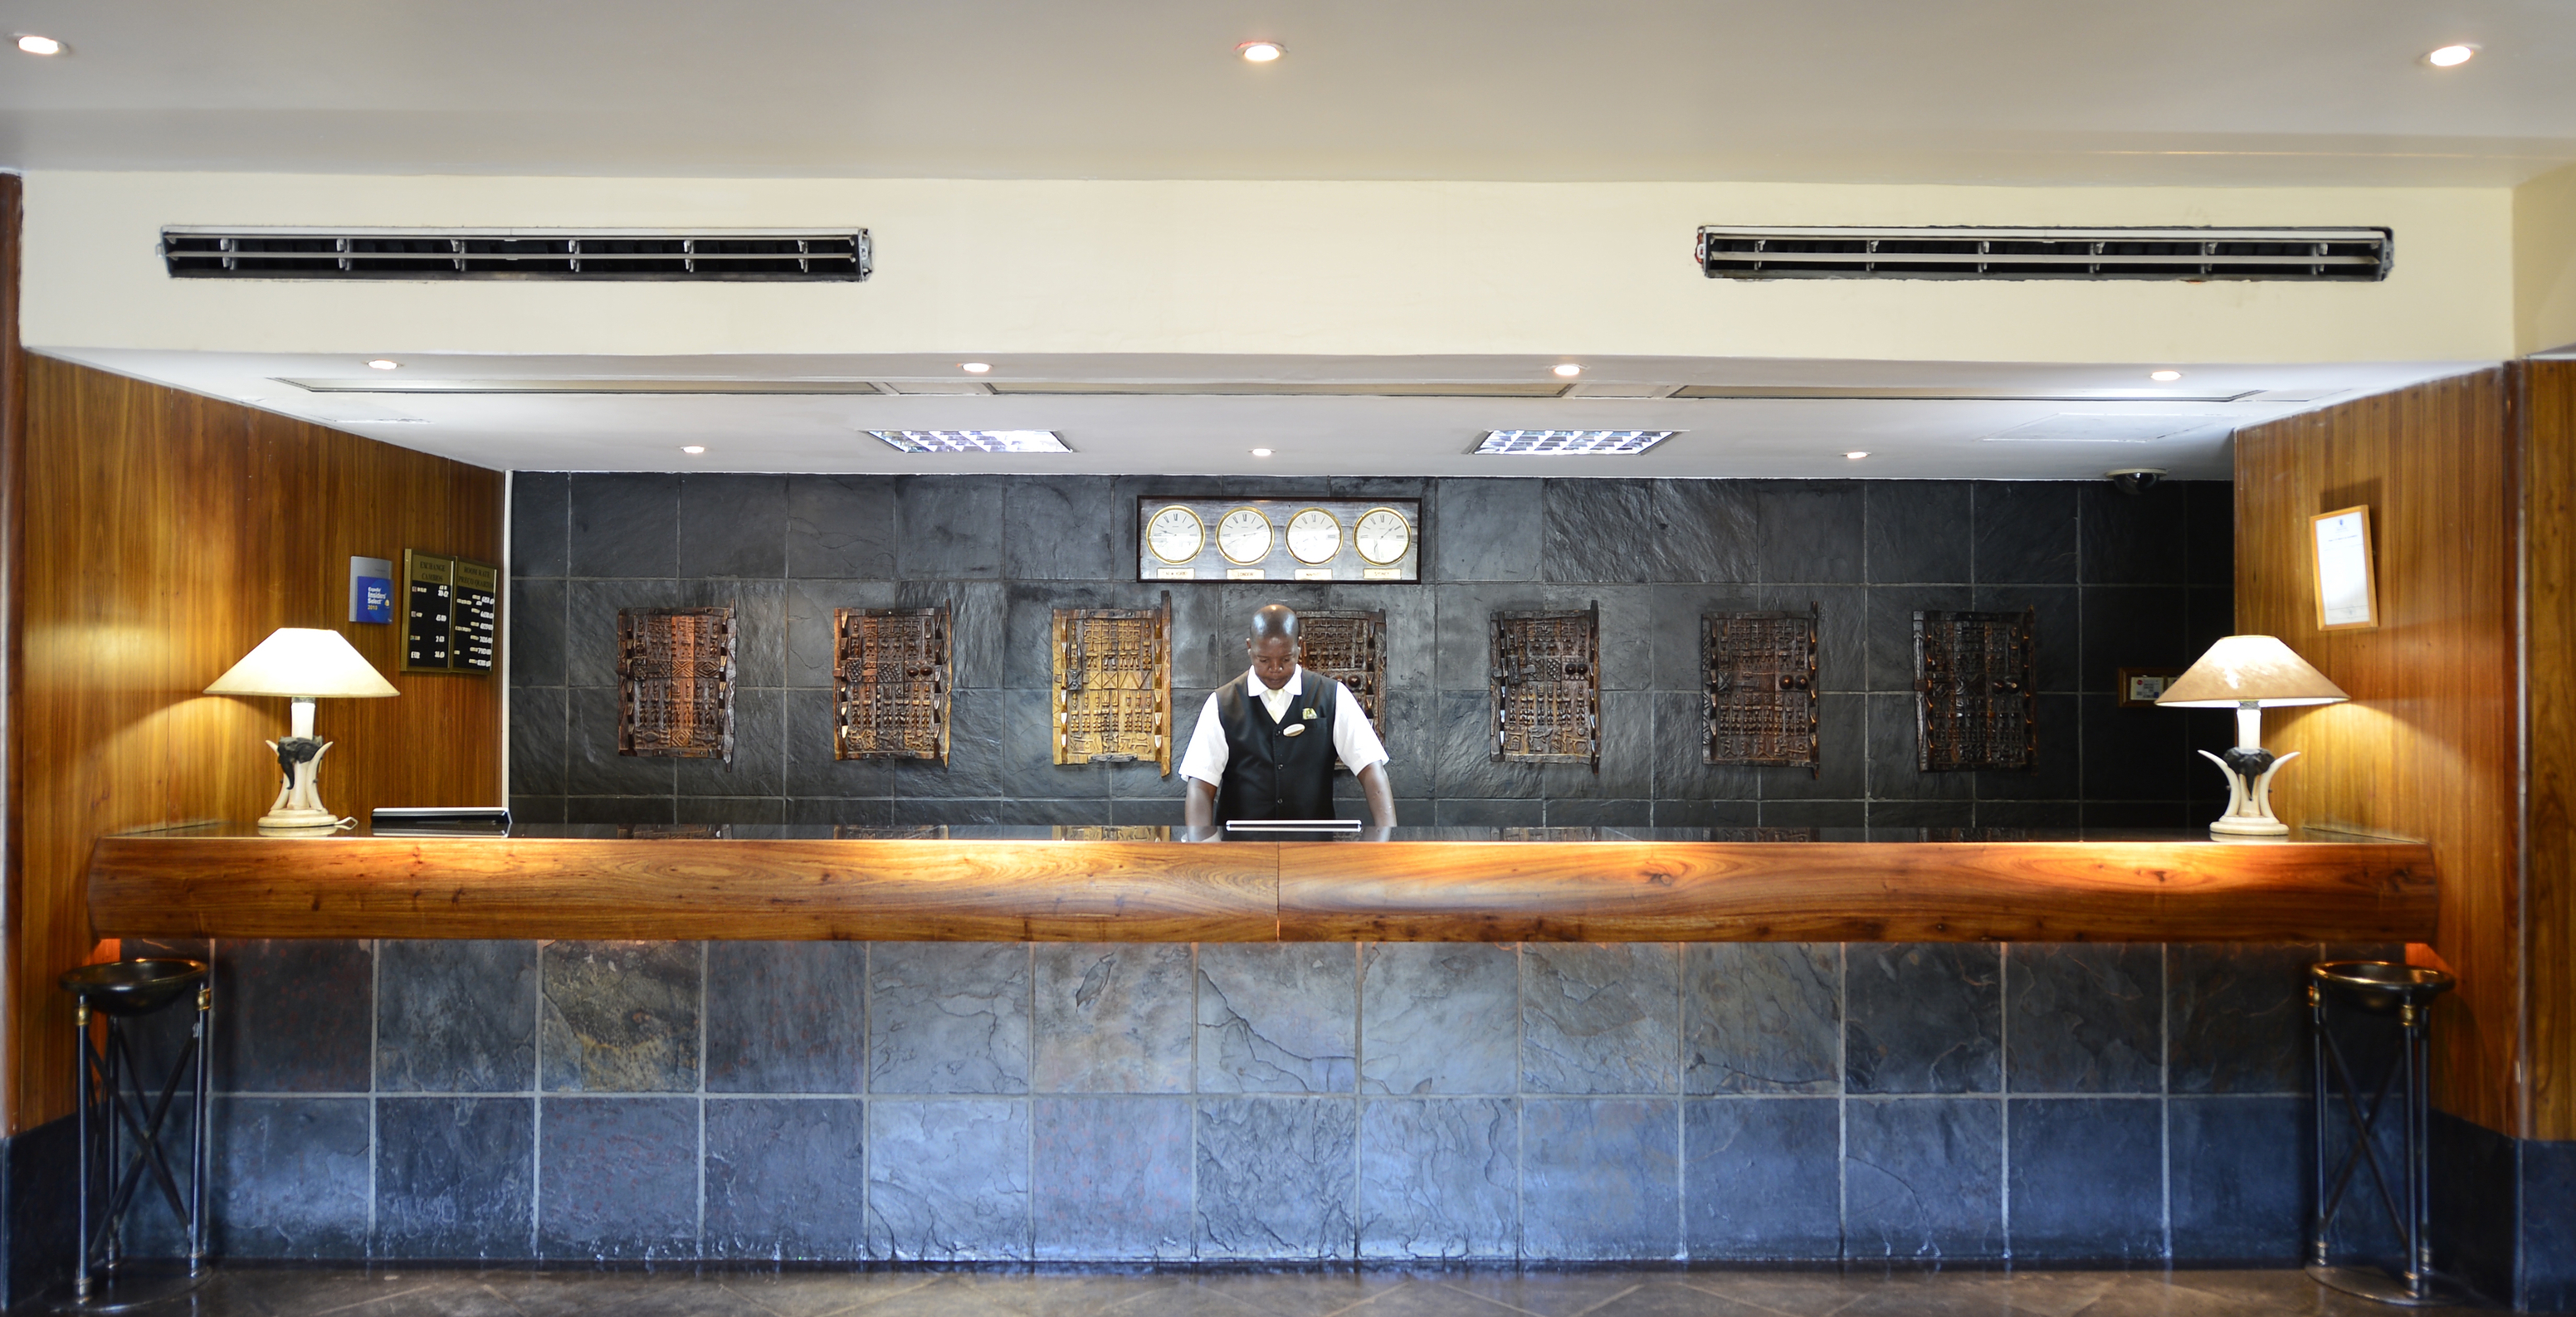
[1281,724,1305,737]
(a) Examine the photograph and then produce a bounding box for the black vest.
[1212,671,1339,823]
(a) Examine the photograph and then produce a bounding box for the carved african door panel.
[1914,607,2037,771]
[1490,604,1600,771]
[1704,605,1820,773]
[617,606,736,763]
[1052,593,1173,774]
[835,606,952,763]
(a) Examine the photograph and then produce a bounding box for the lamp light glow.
[14,34,64,55]
[1237,40,1285,62]
[2426,44,2476,66]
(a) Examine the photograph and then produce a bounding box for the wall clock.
[1144,505,1205,564]
[1217,508,1273,565]
[1354,507,1411,566]
[1135,497,1420,582]
[1286,508,1342,564]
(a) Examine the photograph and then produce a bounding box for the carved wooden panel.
[1053,593,1173,773]
[617,606,735,762]
[1703,606,1819,772]
[834,606,951,763]
[1490,604,1600,770]
[1914,607,2036,771]
[1296,609,1388,763]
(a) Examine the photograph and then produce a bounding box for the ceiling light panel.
[868,429,1071,454]
[1475,430,1676,456]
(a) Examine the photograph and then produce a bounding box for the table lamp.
[205,627,399,831]
[2155,634,2348,836]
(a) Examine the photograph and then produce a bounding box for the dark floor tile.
[511,472,571,580]
[1843,1097,2004,1260]
[1866,480,1974,585]
[1847,943,2001,1095]
[1522,944,1679,1095]
[1520,1098,1680,1260]
[1359,1097,1518,1259]
[539,941,702,1093]
[680,475,788,578]
[2427,1109,2517,1302]
[375,1096,535,1260]
[1034,1095,1193,1260]
[870,1100,1032,1261]
[537,1095,701,1261]
[568,473,681,579]
[2170,944,2317,1095]
[378,940,538,1093]
[1198,944,1358,1095]
[217,939,373,1093]
[1197,1097,1359,1260]
[2169,1095,2310,1261]
[2522,1133,2576,1312]
[2008,1097,2164,1260]
[1362,943,1518,1096]
[210,1096,372,1259]
[1683,943,1839,1095]
[705,941,866,1094]
[2005,944,2160,1095]
[871,943,1033,1095]
[1684,1097,1841,1261]
[704,1097,867,1260]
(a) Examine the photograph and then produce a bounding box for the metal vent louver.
[161,227,869,281]
[1696,226,2388,281]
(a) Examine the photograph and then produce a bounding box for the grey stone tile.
[2080,480,2191,586]
[1198,944,1358,1095]
[378,940,538,1093]
[704,1097,867,1260]
[2518,1132,2576,1310]
[1865,690,1970,798]
[1757,480,1866,584]
[509,685,568,796]
[1544,799,1654,827]
[1971,585,2078,695]
[1520,1097,1681,1260]
[1965,692,2080,803]
[511,471,570,580]
[565,685,677,798]
[1973,482,2081,585]
[783,685,902,799]
[1034,943,1193,1095]
[786,475,900,579]
[216,939,373,1093]
[2006,944,2161,1095]
[896,476,1006,580]
[1522,944,1679,1095]
[1195,1096,1359,1260]
[869,1099,1032,1260]
[2081,586,2192,695]
[2170,943,2318,1095]
[783,578,899,689]
[1431,582,1654,694]
[1361,943,1518,1096]
[569,473,680,578]
[539,941,701,1093]
[903,578,1008,691]
[510,577,568,689]
[1007,476,1120,580]
[1032,1095,1193,1260]
[1429,686,1653,803]
[1683,1097,1842,1261]
[1683,943,1840,1095]
[677,796,784,826]
[563,796,676,826]
[1358,1097,1517,1259]
[1543,480,1756,585]
[375,1096,535,1260]
[1331,580,1435,691]
[870,943,1033,1095]
[676,685,785,798]
[1432,479,1544,583]
[680,475,788,578]
[1865,586,1974,694]
[1716,691,1864,803]
[1003,581,1188,691]
[1844,1097,2004,1260]
[2185,480,2236,588]
[2169,1095,2310,1261]
[1847,943,2001,1095]
[536,1095,700,1261]
[2008,1097,2164,1260]
[1644,690,1767,807]
[705,942,866,1094]
[1866,480,1974,585]
[207,1097,371,1259]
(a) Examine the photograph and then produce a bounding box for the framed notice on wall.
[2310,505,2379,632]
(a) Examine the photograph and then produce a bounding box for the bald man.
[1181,604,1397,827]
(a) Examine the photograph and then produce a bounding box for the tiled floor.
[20,1266,2482,1317]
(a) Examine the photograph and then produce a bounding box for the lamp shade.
[205,627,399,699]
[2156,634,2348,708]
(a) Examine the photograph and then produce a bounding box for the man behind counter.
[1180,604,1397,828]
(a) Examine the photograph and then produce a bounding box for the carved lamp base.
[2199,745,2300,838]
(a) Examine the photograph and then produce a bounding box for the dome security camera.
[2106,468,2168,495]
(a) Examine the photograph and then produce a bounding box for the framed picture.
[2116,667,2185,708]
[2310,505,2379,632]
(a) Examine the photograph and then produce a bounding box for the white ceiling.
[45,349,2478,479]
[2,0,2572,186]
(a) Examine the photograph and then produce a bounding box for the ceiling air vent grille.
[1695,226,2389,282]
[161,227,870,281]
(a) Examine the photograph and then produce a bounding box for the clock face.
[1354,507,1412,565]
[1217,508,1274,564]
[1144,505,1205,563]
[1286,508,1342,564]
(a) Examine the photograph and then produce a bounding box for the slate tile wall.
[506,475,2236,827]
[145,934,2416,1265]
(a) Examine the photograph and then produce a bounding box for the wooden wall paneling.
[2527,359,2576,1141]
[2233,370,2523,1136]
[0,176,23,1144]
[3,356,501,1134]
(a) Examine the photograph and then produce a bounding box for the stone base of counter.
[95,935,2426,1266]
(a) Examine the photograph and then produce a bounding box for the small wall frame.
[617,605,736,763]
[1703,605,1820,773]
[1052,593,1173,774]
[1490,603,1601,770]
[834,606,952,763]
[1914,607,2037,772]
[2310,505,2380,632]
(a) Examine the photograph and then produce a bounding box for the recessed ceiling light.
[366,359,401,370]
[681,446,706,455]
[1475,430,1675,456]
[1845,451,1870,460]
[14,34,64,56]
[1251,447,1274,457]
[2426,43,2476,67]
[960,362,991,373]
[1237,40,1285,62]
[1552,363,1583,378]
[2149,369,2184,383]
[869,430,1071,454]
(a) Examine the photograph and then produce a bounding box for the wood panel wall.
[0,350,503,1134]
[2527,359,2576,1142]
[2234,370,2523,1135]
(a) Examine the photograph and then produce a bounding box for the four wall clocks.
[1135,497,1422,582]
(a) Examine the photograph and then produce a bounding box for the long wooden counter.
[86,825,2437,944]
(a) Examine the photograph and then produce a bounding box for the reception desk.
[87,823,2437,945]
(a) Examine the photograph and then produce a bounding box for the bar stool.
[2307,959,2458,1306]
[61,958,212,1310]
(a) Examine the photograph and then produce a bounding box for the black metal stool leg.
[73,999,92,1304]
[2306,958,2462,1308]
[189,982,211,1276]
[59,956,215,1311]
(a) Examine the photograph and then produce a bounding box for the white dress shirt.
[1178,666,1390,788]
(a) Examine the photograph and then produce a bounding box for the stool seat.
[59,958,207,1017]
[2310,960,2455,1015]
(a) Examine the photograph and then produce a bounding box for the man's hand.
[1184,778,1218,829]
[1356,763,1396,827]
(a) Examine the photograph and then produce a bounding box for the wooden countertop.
[86,825,2438,944]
